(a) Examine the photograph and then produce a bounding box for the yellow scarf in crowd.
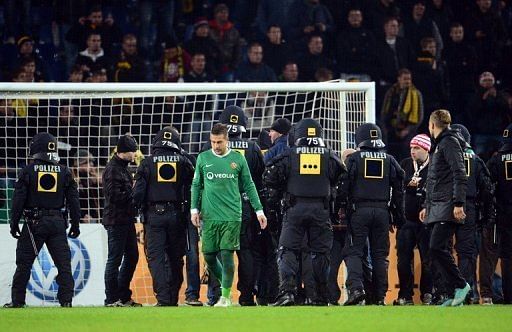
[401,86,421,124]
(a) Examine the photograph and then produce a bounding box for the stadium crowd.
[1,0,512,307]
[0,0,511,156]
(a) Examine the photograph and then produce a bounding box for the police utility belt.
[148,202,182,215]
[285,193,329,208]
[353,201,389,209]
[24,208,63,223]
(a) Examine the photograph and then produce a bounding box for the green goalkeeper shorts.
[201,220,241,253]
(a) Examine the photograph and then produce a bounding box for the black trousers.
[345,207,389,301]
[236,200,257,303]
[479,224,500,300]
[145,209,186,305]
[278,201,332,301]
[498,214,512,303]
[454,203,478,297]
[104,223,139,304]
[429,221,466,296]
[396,220,433,299]
[253,227,279,304]
[328,228,346,303]
[11,217,74,305]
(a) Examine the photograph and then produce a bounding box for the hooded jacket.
[424,128,467,224]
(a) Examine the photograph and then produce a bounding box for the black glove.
[10,223,21,239]
[68,224,80,239]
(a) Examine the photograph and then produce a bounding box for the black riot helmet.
[355,123,385,150]
[218,105,248,136]
[29,132,60,163]
[452,124,471,146]
[152,126,181,151]
[294,118,325,147]
[499,123,512,152]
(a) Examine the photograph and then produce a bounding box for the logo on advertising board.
[27,239,91,302]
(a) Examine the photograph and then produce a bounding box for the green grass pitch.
[1,306,511,331]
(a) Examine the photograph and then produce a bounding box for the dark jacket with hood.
[424,128,467,224]
[102,155,137,225]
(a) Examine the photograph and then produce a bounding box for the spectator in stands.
[376,17,415,109]
[279,61,300,82]
[336,8,377,81]
[381,68,424,161]
[209,3,243,82]
[138,0,176,57]
[402,0,444,58]
[427,0,454,43]
[366,0,401,39]
[158,38,191,83]
[68,65,84,82]
[242,92,275,135]
[110,34,146,82]
[184,18,221,78]
[235,42,277,82]
[289,0,334,48]
[66,4,122,53]
[12,36,50,81]
[412,37,448,130]
[261,25,291,77]
[88,68,108,83]
[74,32,109,74]
[255,0,299,41]
[3,0,32,43]
[73,149,102,223]
[467,71,511,159]
[184,53,214,82]
[19,56,44,82]
[297,34,334,82]
[442,23,478,123]
[464,0,507,73]
[314,67,333,82]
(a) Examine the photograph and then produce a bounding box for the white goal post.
[0,81,375,223]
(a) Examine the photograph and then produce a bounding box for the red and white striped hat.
[410,134,431,152]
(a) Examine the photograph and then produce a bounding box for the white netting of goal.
[0,81,374,305]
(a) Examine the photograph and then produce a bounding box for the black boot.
[61,302,72,308]
[344,289,366,306]
[3,302,25,308]
[271,293,295,306]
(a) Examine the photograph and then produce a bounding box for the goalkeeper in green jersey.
[191,123,267,307]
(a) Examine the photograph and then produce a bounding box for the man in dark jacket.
[264,118,291,165]
[261,25,292,77]
[110,34,146,82]
[235,42,277,82]
[335,8,377,80]
[102,134,141,307]
[451,124,494,304]
[442,23,478,124]
[484,123,512,304]
[419,109,470,307]
[395,134,433,305]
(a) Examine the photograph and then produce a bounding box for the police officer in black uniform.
[265,118,343,306]
[340,123,405,305]
[451,124,493,304]
[202,105,266,305]
[4,133,80,308]
[486,123,512,304]
[133,127,194,306]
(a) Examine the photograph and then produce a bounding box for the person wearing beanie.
[394,133,433,305]
[264,118,292,164]
[102,134,141,307]
[450,123,493,304]
[482,123,512,304]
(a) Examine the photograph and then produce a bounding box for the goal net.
[0,81,374,304]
